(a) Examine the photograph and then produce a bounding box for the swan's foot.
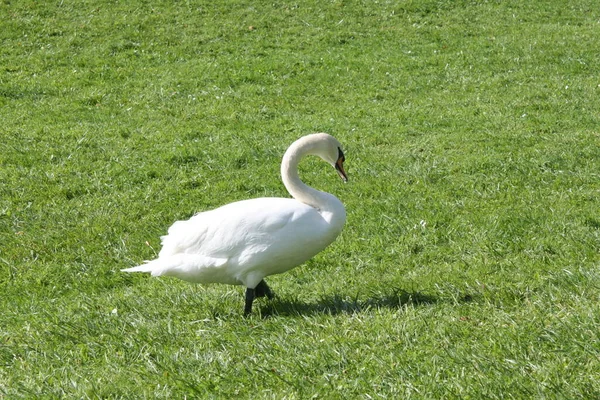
[244,280,275,315]
[255,279,274,299]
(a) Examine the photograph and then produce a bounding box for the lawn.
[1,0,599,398]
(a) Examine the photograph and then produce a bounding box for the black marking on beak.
[335,147,348,182]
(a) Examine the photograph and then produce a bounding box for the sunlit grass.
[1,0,599,398]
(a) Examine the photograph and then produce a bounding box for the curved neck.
[280,138,339,213]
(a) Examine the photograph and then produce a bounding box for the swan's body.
[122,133,348,315]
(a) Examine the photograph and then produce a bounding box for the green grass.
[2,0,600,398]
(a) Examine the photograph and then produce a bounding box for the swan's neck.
[281,138,344,217]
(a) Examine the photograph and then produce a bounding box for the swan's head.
[312,133,348,182]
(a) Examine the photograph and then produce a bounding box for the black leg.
[245,281,275,315]
[244,288,255,316]
[255,280,274,299]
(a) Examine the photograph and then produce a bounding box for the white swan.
[122,133,347,315]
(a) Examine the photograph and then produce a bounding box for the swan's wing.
[158,198,318,258]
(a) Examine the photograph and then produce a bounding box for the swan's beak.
[336,163,348,182]
[335,149,348,182]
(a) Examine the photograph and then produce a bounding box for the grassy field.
[2,0,600,398]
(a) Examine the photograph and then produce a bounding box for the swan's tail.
[121,262,159,275]
[121,254,229,282]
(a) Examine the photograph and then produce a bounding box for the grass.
[1,0,599,398]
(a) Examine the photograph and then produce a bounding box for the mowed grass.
[1,0,600,397]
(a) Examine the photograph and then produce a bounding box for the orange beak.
[335,151,348,182]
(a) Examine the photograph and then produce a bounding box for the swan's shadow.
[258,289,437,317]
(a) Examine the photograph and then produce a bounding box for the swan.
[122,133,348,315]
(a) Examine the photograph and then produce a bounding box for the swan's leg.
[255,280,274,299]
[244,287,255,316]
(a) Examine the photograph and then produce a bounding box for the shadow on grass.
[258,288,438,317]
